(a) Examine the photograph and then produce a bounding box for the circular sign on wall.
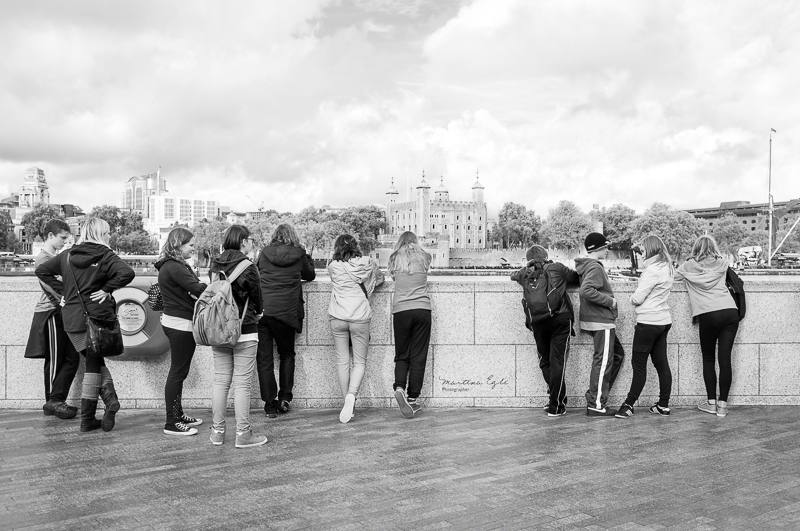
[118,301,147,335]
[113,279,170,358]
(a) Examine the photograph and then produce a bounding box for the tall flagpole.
[767,128,776,267]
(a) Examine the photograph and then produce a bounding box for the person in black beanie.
[511,245,579,416]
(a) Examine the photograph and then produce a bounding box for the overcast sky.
[1,0,798,218]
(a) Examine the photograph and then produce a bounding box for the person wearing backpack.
[674,235,739,418]
[256,223,315,418]
[327,234,384,423]
[575,232,625,417]
[511,245,579,417]
[207,225,267,448]
[155,227,207,436]
[614,235,674,419]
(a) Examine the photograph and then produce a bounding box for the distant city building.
[122,168,168,219]
[19,167,50,208]
[386,172,488,249]
[144,196,220,234]
[371,234,450,269]
[686,200,800,232]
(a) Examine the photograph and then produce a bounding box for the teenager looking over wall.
[615,235,674,419]
[674,235,739,417]
[575,232,625,417]
[208,224,267,448]
[25,219,80,420]
[327,234,384,423]
[256,223,315,418]
[155,227,207,436]
[36,217,135,432]
[388,232,432,419]
[511,244,579,417]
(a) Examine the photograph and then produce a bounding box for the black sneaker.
[546,405,566,417]
[43,399,58,416]
[408,398,422,417]
[164,422,198,436]
[649,404,671,416]
[179,414,202,427]
[615,403,634,418]
[586,406,616,417]
[278,400,291,414]
[53,402,78,419]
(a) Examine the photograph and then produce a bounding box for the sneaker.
[235,430,268,448]
[586,406,616,417]
[649,404,671,416]
[209,427,225,446]
[164,422,198,436]
[408,398,422,417]
[698,400,717,415]
[615,403,634,418]
[340,393,356,423]
[43,399,59,416]
[546,405,566,417]
[179,413,202,427]
[278,400,291,414]
[395,388,414,419]
[716,401,729,417]
[53,402,78,419]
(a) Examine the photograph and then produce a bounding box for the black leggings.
[84,349,106,374]
[625,323,672,407]
[164,328,197,424]
[698,309,739,402]
[393,309,432,399]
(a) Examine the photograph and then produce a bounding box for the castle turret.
[472,170,484,203]
[416,171,431,236]
[435,175,449,202]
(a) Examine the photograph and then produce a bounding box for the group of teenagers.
[28,218,431,448]
[27,217,740,449]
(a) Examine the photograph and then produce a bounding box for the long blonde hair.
[388,231,431,274]
[641,234,673,274]
[78,217,111,247]
[690,235,723,261]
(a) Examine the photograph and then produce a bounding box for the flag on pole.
[771,128,777,132]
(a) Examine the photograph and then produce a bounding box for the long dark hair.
[332,234,361,261]
[222,224,250,251]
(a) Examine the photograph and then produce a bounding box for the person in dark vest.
[511,245,579,417]
[256,223,315,418]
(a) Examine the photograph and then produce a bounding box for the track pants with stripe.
[585,328,625,409]
[43,313,80,402]
[531,316,572,409]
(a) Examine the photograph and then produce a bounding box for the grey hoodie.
[674,256,736,317]
[575,257,618,328]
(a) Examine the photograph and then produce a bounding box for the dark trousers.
[625,323,672,408]
[257,317,298,409]
[531,316,572,408]
[698,308,739,402]
[44,313,80,402]
[393,309,432,399]
[585,328,625,409]
[163,328,197,424]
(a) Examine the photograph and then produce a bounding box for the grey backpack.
[192,260,252,347]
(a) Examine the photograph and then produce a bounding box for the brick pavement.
[2,406,799,530]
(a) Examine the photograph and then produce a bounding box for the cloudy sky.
[1,0,798,218]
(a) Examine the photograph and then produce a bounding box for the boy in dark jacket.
[575,232,625,417]
[511,245,579,417]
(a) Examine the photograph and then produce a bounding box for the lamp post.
[767,128,776,267]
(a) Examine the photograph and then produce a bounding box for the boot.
[99,382,120,432]
[80,399,102,432]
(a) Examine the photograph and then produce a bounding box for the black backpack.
[521,264,563,329]
[725,267,746,321]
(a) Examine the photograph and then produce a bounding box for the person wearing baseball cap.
[575,232,625,416]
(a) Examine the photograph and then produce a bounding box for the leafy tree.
[0,211,19,252]
[90,205,124,233]
[497,202,541,249]
[631,203,703,260]
[773,214,800,254]
[540,200,593,251]
[21,203,64,241]
[296,220,327,257]
[191,219,230,266]
[591,204,637,250]
[711,213,749,257]
[113,230,157,254]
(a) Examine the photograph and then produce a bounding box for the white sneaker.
[716,401,729,417]
[698,400,717,415]
[394,388,414,419]
[235,430,268,448]
[340,393,356,423]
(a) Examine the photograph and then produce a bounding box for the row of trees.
[491,201,800,259]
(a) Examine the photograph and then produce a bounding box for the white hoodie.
[630,256,673,325]
[327,256,385,322]
[674,256,736,317]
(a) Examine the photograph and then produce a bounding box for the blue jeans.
[212,340,258,433]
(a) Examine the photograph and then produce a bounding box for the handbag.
[147,283,163,311]
[66,253,125,357]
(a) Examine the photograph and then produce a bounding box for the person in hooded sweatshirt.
[674,235,739,418]
[36,217,135,433]
[208,224,267,448]
[614,235,674,419]
[575,232,625,417]
[256,223,315,418]
[155,227,207,436]
[327,234,384,423]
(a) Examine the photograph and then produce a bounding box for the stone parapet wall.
[2,276,799,409]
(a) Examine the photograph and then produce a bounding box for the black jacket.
[209,250,262,335]
[257,244,315,332]
[155,257,207,320]
[36,242,136,333]
[511,260,579,322]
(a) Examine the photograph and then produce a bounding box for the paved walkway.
[2,406,799,531]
